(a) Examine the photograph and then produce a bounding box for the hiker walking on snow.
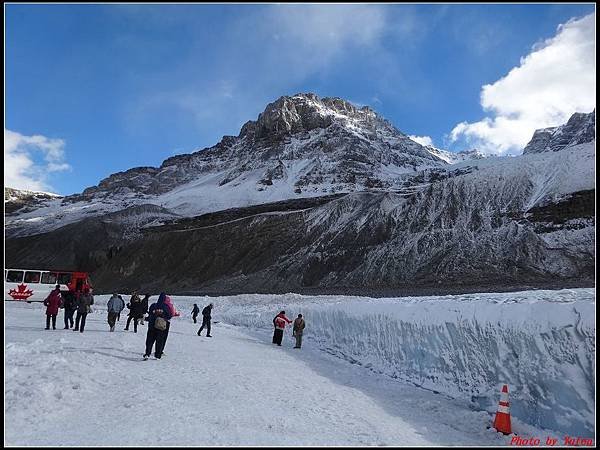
[107,293,125,332]
[74,287,94,333]
[197,303,213,337]
[143,293,173,360]
[44,285,62,330]
[272,311,292,346]
[191,304,200,323]
[125,292,144,332]
[293,314,306,349]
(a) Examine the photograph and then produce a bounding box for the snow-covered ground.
[5,289,595,446]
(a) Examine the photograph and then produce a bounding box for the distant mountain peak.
[523,110,595,154]
[422,146,487,164]
[239,92,379,141]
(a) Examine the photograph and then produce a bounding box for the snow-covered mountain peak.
[4,187,62,201]
[239,92,382,142]
[5,98,595,242]
[523,110,595,154]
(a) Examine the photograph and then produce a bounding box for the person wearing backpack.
[107,293,125,332]
[143,293,172,360]
[43,285,62,330]
[162,295,180,351]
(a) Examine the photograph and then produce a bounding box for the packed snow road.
[4,297,582,446]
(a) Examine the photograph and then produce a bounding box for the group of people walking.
[43,285,95,332]
[106,291,150,333]
[44,288,307,359]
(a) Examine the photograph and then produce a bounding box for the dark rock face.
[5,204,180,274]
[5,178,595,294]
[523,111,595,154]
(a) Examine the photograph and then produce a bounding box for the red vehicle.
[4,269,93,302]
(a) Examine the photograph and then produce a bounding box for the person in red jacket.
[44,285,62,330]
[272,310,292,346]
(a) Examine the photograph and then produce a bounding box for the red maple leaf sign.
[8,283,34,300]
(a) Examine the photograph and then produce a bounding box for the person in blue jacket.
[143,293,172,360]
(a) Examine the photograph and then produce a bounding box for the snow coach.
[4,269,92,302]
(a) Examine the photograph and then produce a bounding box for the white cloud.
[4,129,71,192]
[126,5,429,146]
[408,135,434,147]
[263,4,387,76]
[450,14,595,155]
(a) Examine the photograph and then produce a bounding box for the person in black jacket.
[191,304,200,323]
[74,288,94,333]
[62,291,77,329]
[143,293,172,360]
[125,293,145,333]
[197,303,213,337]
[139,294,150,325]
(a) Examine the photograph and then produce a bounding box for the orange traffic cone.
[493,384,512,434]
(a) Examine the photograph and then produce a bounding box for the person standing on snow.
[43,285,62,330]
[74,287,94,333]
[125,293,144,332]
[140,294,150,325]
[197,303,213,337]
[191,304,200,323]
[292,314,306,349]
[117,294,127,322]
[62,291,77,329]
[272,312,279,344]
[273,311,292,346]
[107,293,125,332]
[143,293,173,360]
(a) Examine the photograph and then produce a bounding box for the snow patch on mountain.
[424,146,487,164]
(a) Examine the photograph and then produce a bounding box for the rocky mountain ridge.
[4,97,596,294]
[6,93,482,238]
[523,110,595,154]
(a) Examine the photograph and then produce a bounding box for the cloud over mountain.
[450,13,595,155]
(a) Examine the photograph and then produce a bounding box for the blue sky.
[4,4,596,195]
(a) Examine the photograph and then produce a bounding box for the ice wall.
[195,289,595,436]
